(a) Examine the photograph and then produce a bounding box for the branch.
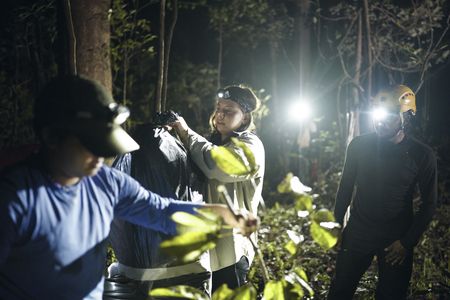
[416,13,450,92]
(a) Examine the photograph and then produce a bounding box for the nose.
[216,111,225,120]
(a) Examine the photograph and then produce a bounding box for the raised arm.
[171,118,264,183]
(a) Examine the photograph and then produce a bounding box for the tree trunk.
[297,0,310,98]
[217,22,223,89]
[362,0,372,103]
[162,0,178,111]
[68,0,112,92]
[155,0,166,113]
[347,11,362,145]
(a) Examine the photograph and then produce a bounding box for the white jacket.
[186,130,265,271]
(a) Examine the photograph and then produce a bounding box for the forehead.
[217,99,241,109]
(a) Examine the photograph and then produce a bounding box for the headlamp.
[216,88,252,112]
[372,107,388,121]
[217,89,230,99]
[108,103,130,125]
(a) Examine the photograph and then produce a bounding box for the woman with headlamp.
[171,85,265,292]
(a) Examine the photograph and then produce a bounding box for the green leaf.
[263,280,304,299]
[310,221,338,250]
[149,285,209,299]
[210,145,250,176]
[172,211,221,234]
[212,284,233,300]
[230,137,257,172]
[277,173,312,195]
[230,284,257,300]
[284,240,297,255]
[263,281,285,300]
[310,208,335,223]
[160,231,218,263]
[294,194,313,212]
[277,172,294,193]
[293,268,314,296]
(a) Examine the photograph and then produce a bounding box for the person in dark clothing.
[328,85,437,300]
[104,123,211,299]
[0,75,257,300]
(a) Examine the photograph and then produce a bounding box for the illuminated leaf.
[230,137,257,173]
[149,285,209,299]
[172,211,221,234]
[263,279,304,299]
[310,221,338,250]
[286,230,304,245]
[227,284,257,300]
[286,270,314,297]
[212,284,233,300]
[294,194,313,212]
[290,176,312,195]
[160,231,218,263]
[277,172,294,193]
[310,208,335,223]
[210,145,250,175]
[277,173,312,195]
[284,240,297,255]
[293,268,314,296]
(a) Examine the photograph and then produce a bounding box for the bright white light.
[288,101,312,123]
[372,107,387,121]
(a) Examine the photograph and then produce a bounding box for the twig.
[217,185,270,283]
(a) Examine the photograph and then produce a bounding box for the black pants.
[103,271,211,300]
[211,256,249,293]
[328,247,413,300]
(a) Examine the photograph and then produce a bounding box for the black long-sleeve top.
[334,133,437,251]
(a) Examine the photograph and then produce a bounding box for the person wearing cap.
[171,85,265,292]
[0,75,257,300]
[327,85,437,300]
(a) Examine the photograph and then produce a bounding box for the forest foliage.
[0,0,449,299]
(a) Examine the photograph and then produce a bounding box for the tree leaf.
[172,211,221,234]
[212,284,234,300]
[309,221,338,250]
[230,137,257,173]
[149,285,209,299]
[210,145,250,175]
[263,279,303,299]
[284,240,297,256]
[294,194,313,212]
[160,231,218,263]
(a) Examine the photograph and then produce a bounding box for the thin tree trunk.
[155,0,166,113]
[297,0,310,98]
[217,22,223,89]
[162,0,178,111]
[347,11,362,145]
[123,52,128,106]
[363,0,372,102]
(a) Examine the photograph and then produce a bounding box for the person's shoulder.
[406,136,436,162]
[238,131,263,146]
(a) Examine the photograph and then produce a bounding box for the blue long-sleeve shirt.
[0,158,200,299]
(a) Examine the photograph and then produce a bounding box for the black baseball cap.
[34,75,140,157]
